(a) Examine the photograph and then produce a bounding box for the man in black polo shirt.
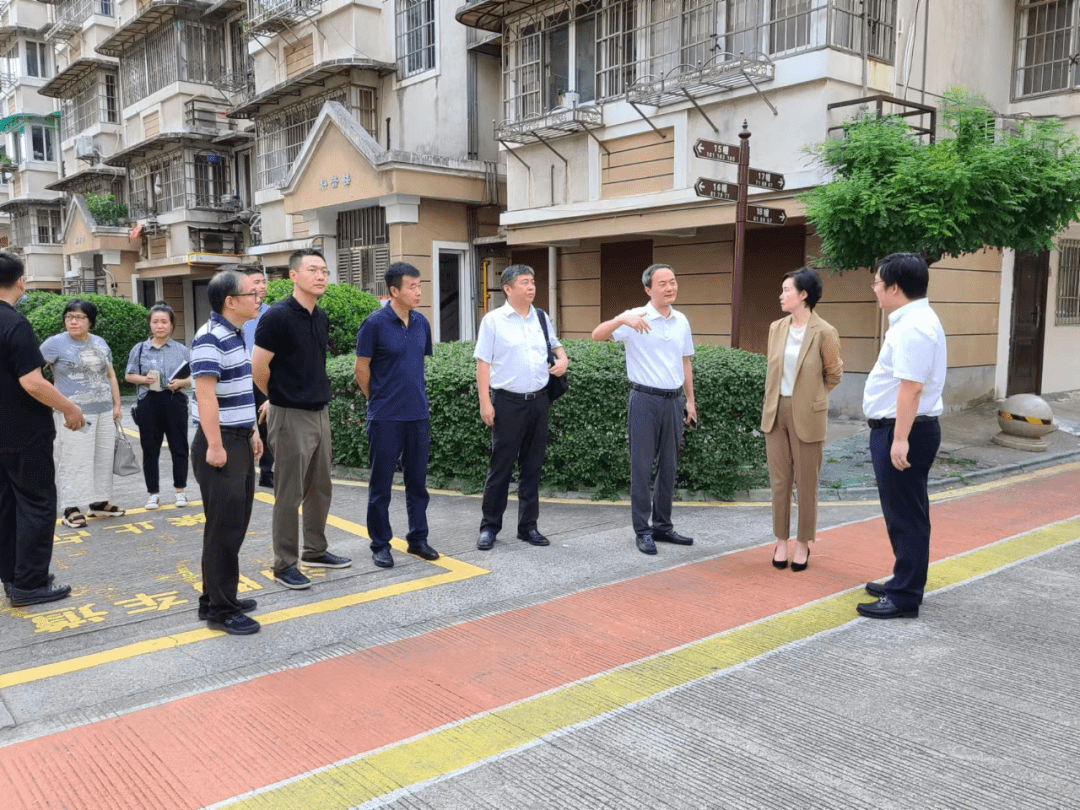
[354,262,440,569]
[252,249,352,590]
[0,251,85,606]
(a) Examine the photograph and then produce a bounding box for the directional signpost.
[694,178,738,202]
[747,205,787,226]
[693,139,740,164]
[747,168,785,191]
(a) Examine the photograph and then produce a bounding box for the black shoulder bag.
[536,308,568,402]
[130,342,145,425]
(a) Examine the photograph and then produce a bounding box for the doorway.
[1007,249,1049,395]
[192,280,212,334]
[438,252,461,342]
[600,240,653,321]
[433,244,474,342]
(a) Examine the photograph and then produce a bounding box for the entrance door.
[1007,249,1049,395]
[192,280,212,334]
[600,240,653,321]
[438,252,461,342]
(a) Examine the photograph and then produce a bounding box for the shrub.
[85,193,130,226]
[264,280,381,356]
[327,339,768,499]
[27,293,150,383]
[16,289,60,317]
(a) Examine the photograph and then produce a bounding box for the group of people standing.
[0,245,946,630]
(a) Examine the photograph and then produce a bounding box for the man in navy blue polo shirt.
[354,262,439,569]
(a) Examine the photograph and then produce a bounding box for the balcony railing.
[184,97,235,132]
[45,0,114,43]
[495,104,603,144]
[245,0,324,37]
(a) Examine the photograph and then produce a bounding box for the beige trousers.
[267,405,332,573]
[765,396,823,544]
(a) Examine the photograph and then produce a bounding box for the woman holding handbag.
[124,302,191,509]
[760,268,843,572]
[40,299,126,528]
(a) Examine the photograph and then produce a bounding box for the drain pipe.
[547,245,558,332]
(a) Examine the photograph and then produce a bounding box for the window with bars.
[255,85,376,189]
[396,0,436,78]
[337,207,390,297]
[120,20,225,104]
[1015,0,1077,98]
[9,208,63,247]
[1057,239,1080,325]
[61,70,120,139]
[127,148,232,216]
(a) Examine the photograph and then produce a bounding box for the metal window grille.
[337,207,389,297]
[61,70,120,139]
[188,227,243,255]
[120,20,225,104]
[128,148,232,216]
[52,0,114,28]
[245,0,325,35]
[255,85,376,189]
[10,208,63,246]
[1015,0,1077,98]
[397,0,436,77]
[1057,239,1080,325]
[501,0,896,122]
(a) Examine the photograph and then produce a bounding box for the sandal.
[87,502,126,518]
[62,508,88,529]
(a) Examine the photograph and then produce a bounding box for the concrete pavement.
[0,400,1078,809]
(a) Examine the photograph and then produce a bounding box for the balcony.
[495,104,602,144]
[244,0,324,38]
[626,52,775,107]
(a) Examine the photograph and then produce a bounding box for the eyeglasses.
[229,292,259,299]
[64,314,89,321]
[870,279,884,290]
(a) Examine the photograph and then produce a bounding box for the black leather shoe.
[199,598,257,621]
[259,472,274,489]
[856,596,918,619]
[407,541,440,560]
[865,581,887,597]
[517,530,550,546]
[477,530,496,550]
[636,534,657,555]
[653,530,693,545]
[10,583,72,607]
[372,548,394,568]
[4,573,54,599]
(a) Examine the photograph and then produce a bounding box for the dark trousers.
[481,390,550,535]
[253,385,274,478]
[0,442,57,590]
[628,389,685,537]
[137,390,189,493]
[191,427,255,621]
[366,419,430,552]
[870,419,941,611]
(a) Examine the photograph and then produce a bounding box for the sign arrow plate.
[693,139,740,163]
[747,205,787,226]
[694,178,738,202]
[747,168,785,190]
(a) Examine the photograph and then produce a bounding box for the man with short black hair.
[354,262,439,569]
[191,269,264,635]
[0,251,83,606]
[859,252,946,620]
[241,267,274,488]
[592,264,697,555]
[253,249,351,590]
[474,264,568,551]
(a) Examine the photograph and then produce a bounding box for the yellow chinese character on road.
[28,604,108,633]
[237,574,263,593]
[114,591,189,615]
[109,521,156,535]
[54,529,91,545]
[167,513,206,528]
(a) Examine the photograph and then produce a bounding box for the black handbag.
[130,342,145,425]
[536,308,568,402]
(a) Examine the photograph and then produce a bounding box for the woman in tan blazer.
[760,267,843,571]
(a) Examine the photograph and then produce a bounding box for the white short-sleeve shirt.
[611,302,695,390]
[473,302,561,394]
[862,297,947,420]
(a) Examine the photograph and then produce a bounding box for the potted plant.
[85,193,130,227]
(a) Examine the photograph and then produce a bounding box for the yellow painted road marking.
[218,516,1080,810]
[2,501,488,691]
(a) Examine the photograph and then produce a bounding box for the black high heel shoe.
[791,545,811,572]
[771,545,789,569]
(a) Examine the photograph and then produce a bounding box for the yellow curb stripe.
[220,515,1080,810]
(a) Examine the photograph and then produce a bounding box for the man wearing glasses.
[190,269,264,634]
[592,264,697,556]
[241,267,275,489]
[859,252,946,620]
[252,249,351,591]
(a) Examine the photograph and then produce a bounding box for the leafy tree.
[801,87,1080,271]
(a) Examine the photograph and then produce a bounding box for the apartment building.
[0,0,65,288]
[456,0,1080,410]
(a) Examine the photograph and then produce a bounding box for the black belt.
[495,388,546,401]
[217,425,254,438]
[630,383,682,399]
[867,415,938,429]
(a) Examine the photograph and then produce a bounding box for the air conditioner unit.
[75,135,98,163]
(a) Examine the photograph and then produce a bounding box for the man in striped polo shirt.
[191,270,264,635]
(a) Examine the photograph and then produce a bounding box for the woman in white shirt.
[759,268,843,571]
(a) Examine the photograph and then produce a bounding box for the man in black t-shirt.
[0,251,86,606]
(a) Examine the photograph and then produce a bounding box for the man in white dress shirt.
[592,264,697,555]
[859,252,946,620]
[474,265,569,550]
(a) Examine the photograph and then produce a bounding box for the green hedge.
[264,280,381,356]
[25,293,150,383]
[327,340,768,499]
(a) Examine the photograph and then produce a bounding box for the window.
[1058,239,1080,325]
[25,42,49,79]
[31,126,57,162]
[61,70,120,138]
[193,153,229,209]
[3,44,18,79]
[105,73,119,123]
[120,20,225,103]
[396,0,436,78]
[1015,0,1077,98]
[36,208,63,244]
